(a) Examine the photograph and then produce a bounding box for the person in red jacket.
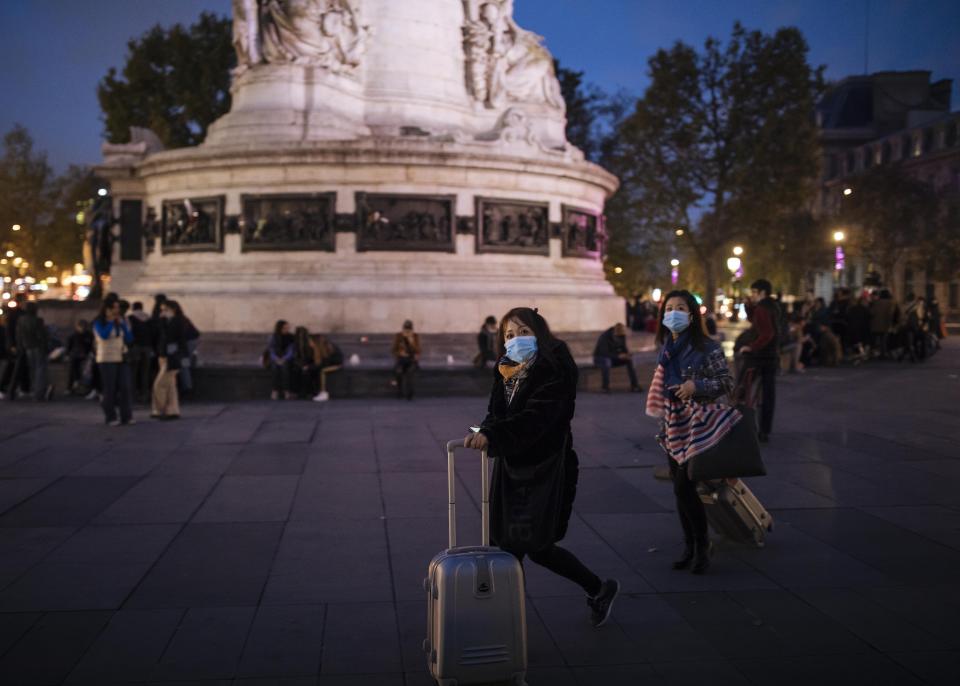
[739,279,780,443]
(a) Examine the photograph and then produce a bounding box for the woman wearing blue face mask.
[645,290,736,574]
[463,307,620,628]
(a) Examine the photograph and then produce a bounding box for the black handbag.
[685,405,766,481]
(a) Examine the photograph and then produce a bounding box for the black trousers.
[99,362,132,423]
[595,356,639,390]
[669,458,708,546]
[271,361,292,393]
[745,358,777,435]
[394,358,417,399]
[504,543,602,596]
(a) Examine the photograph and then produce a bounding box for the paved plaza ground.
[0,341,958,686]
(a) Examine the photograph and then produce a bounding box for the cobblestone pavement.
[0,340,958,685]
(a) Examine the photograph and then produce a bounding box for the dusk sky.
[1,0,958,171]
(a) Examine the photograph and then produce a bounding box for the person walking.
[267,320,295,400]
[152,300,187,419]
[92,296,134,425]
[473,315,499,368]
[15,302,52,402]
[739,279,780,443]
[463,307,620,627]
[392,320,420,400]
[646,290,736,574]
[593,322,642,393]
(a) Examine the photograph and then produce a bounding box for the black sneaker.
[587,578,620,628]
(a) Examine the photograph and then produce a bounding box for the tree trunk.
[704,253,717,313]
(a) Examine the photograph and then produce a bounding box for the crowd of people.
[779,288,945,369]
[0,292,200,425]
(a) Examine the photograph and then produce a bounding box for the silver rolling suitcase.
[423,440,527,686]
[698,478,774,548]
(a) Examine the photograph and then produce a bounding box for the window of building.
[880,141,891,164]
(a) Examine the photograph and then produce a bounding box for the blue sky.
[1,0,957,171]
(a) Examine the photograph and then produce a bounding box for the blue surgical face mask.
[662,310,691,334]
[505,335,538,363]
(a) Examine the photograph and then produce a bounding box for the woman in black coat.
[463,307,620,628]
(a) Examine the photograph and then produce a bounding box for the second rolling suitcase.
[423,440,527,686]
[698,478,774,548]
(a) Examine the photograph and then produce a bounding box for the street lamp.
[11,224,20,232]
[97,188,108,197]
[670,258,679,285]
[670,258,680,267]
[843,187,853,196]
[4,251,12,258]
[613,266,623,274]
[726,256,742,273]
[43,260,53,268]
[833,230,846,287]
[732,245,744,256]
[675,228,685,237]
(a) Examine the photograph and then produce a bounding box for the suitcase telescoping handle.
[445,440,490,549]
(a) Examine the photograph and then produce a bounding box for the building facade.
[816,71,959,317]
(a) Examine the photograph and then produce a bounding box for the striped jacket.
[645,340,740,465]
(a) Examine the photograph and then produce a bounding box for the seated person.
[593,323,642,393]
[309,334,343,402]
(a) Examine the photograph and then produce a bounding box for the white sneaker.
[107,419,121,427]
[312,391,330,402]
[122,419,137,426]
[85,390,98,401]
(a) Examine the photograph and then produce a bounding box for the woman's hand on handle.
[670,380,697,402]
[463,432,489,450]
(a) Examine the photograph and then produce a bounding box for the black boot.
[691,540,712,575]
[672,542,695,570]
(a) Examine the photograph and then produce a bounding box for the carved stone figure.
[259,0,369,74]
[462,0,564,111]
[232,0,262,74]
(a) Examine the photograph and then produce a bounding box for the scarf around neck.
[499,354,535,404]
[658,330,692,396]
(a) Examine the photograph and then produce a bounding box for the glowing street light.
[675,228,685,237]
[11,224,21,231]
[613,266,623,274]
[12,257,22,266]
[726,256,742,273]
[732,246,744,256]
[652,288,662,302]
[97,188,108,197]
[833,230,845,243]
[44,260,54,268]
[4,250,13,258]
[843,187,853,196]
[670,258,680,267]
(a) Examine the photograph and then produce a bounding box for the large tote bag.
[686,405,766,481]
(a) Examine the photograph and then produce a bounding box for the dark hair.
[497,307,559,365]
[132,302,143,311]
[24,302,38,316]
[96,296,119,324]
[750,279,772,296]
[118,299,130,315]
[294,326,310,353]
[654,290,710,349]
[273,320,288,339]
[484,315,497,326]
[163,300,184,321]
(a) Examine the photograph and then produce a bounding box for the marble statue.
[231,0,369,75]
[232,0,262,74]
[260,0,369,73]
[462,0,565,111]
